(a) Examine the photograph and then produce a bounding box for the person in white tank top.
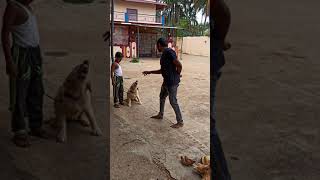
[111,52,124,108]
[11,0,40,47]
[2,0,47,147]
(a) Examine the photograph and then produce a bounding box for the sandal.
[151,114,163,120]
[170,122,184,128]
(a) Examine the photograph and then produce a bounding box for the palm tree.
[162,0,184,26]
[162,1,197,25]
[162,0,208,36]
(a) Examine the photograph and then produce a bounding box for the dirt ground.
[110,54,210,179]
[216,0,320,180]
[0,1,108,179]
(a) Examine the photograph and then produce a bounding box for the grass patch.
[63,0,95,4]
[130,58,140,63]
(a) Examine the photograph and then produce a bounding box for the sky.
[197,11,203,23]
[196,10,207,24]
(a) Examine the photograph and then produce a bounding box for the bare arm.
[142,69,161,76]
[110,63,116,84]
[2,4,16,64]
[2,4,19,77]
[150,69,162,74]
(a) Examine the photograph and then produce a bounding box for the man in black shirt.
[212,0,232,179]
[143,38,183,128]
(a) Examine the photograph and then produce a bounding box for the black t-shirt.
[211,19,225,75]
[160,48,180,86]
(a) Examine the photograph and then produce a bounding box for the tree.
[162,0,198,35]
[161,0,209,36]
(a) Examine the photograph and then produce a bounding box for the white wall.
[176,36,210,57]
[114,0,156,15]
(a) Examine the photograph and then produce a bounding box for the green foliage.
[177,21,209,37]
[162,0,209,37]
[130,58,140,63]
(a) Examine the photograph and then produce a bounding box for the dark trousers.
[211,43,231,180]
[113,76,124,104]
[159,83,183,123]
[10,45,44,133]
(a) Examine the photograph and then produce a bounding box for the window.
[127,8,138,21]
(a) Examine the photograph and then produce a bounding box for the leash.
[121,74,145,93]
[42,77,57,102]
[43,74,144,101]
[45,93,56,101]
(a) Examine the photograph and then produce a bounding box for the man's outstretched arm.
[142,69,161,76]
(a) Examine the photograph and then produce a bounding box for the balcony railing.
[124,0,166,5]
[139,0,164,3]
[114,11,165,25]
[114,11,125,21]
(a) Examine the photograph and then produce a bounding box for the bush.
[130,58,140,63]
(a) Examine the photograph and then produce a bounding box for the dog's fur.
[52,60,102,143]
[126,80,142,107]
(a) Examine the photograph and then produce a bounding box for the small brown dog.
[53,60,102,143]
[126,80,142,107]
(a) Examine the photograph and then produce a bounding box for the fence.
[114,11,164,25]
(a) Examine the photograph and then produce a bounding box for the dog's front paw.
[91,128,102,136]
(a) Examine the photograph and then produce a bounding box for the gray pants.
[159,83,183,123]
[113,76,124,104]
[10,45,44,133]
